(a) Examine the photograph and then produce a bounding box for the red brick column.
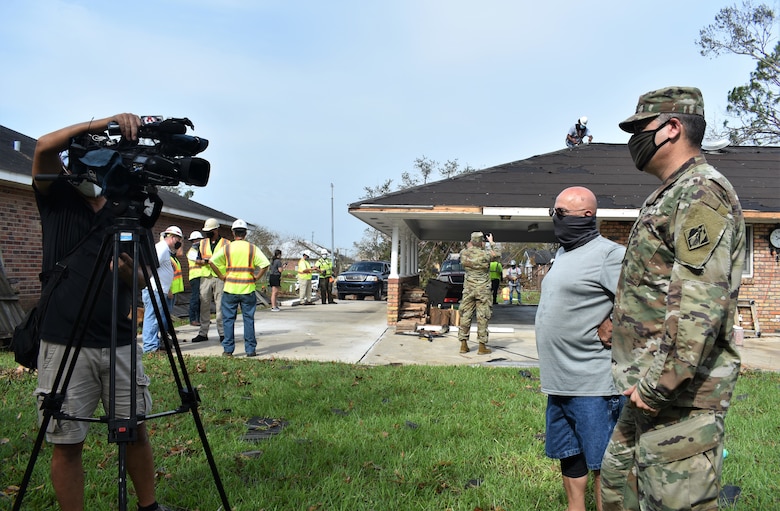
[386,276,400,325]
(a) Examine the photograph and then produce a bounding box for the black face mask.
[627,119,671,171]
[553,215,599,251]
[173,241,182,250]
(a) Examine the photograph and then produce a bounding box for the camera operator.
[32,114,171,511]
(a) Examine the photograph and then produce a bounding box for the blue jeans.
[221,292,257,354]
[545,395,625,470]
[142,288,175,353]
[188,277,201,323]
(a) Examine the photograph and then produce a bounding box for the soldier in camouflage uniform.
[458,231,497,354]
[601,87,746,511]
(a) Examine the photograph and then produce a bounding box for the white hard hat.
[188,231,204,241]
[320,248,328,255]
[510,260,517,265]
[578,116,588,126]
[203,218,220,231]
[162,226,183,238]
[232,219,248,230]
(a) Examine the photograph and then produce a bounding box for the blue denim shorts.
[545,395,624,470]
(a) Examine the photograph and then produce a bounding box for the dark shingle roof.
[0,126,36,175]
[352,143,779,212]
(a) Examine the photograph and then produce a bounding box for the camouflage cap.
[470,231,484,243]
[619,86,705,133]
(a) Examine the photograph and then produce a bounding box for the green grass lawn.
[1,352,778,510]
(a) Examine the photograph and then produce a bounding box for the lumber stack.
[395,286,429,333]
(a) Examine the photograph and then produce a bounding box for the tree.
[161,184,195,199]
[354,156,476,282]
[353,227,392,261]
[246,225,280,251]
[697,1,780,144]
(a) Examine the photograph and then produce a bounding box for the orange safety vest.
[198,237,227,278]
[170,256,184,294]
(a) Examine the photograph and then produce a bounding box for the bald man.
[536,186,626,511]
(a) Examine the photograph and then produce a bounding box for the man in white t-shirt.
[142,225,183,353]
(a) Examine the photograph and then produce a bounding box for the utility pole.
[331,183,335,268]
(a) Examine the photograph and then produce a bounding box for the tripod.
[13,213,232,511]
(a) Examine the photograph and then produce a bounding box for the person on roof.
[566,116,593,147]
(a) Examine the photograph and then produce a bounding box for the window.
[742,225,753,278]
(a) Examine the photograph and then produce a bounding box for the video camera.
[68,116,210,199]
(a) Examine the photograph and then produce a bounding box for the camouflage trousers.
[601,406,725,511]
[458,283,492,343]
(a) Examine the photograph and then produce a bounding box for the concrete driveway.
[165,299,779,371]
[167,300,540,367]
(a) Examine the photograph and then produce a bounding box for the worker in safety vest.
[170,255,184,296]
[489,258,503,305]
[186,231,205,326]
[297,252,315,305]
[315,248,336,304]
[191,218,228,343]
[210,219,270,357]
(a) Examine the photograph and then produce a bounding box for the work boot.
[459,341,470,353]
[478,343,492,355]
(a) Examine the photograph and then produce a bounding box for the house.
[349,143,780,334]
[0,124,238,339]
[521,248,555,288]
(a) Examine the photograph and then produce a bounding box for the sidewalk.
[167,300,780,372]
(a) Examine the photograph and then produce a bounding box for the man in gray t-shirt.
[536,186,625,511]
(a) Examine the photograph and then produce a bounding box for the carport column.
[401,230,411,275]
[387,225,400,325]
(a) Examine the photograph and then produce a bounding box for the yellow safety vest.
[489,261,503,280]
[170,256,184,294]
[198,237,228,278]
[212,240,270,295]
[316,257,333,278]
[187,245,206,279]
[297,258,312,280]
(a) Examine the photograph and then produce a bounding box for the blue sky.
[0,1,766,255]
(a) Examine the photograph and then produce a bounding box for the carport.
[349,143,780,326]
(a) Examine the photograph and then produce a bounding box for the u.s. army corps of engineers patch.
[676,199,727,269]
[685,224,709,250]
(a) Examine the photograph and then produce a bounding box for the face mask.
[75,180,102,198]
[627,119,671,171]
[173,241,182,250]
[552,214,599,251]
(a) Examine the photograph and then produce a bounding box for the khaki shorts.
[35,341,152,444]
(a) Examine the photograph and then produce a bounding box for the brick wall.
[599,220,631,245]
[386,274,421,325]
[1,185,44,309]
[739,224,780,334]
